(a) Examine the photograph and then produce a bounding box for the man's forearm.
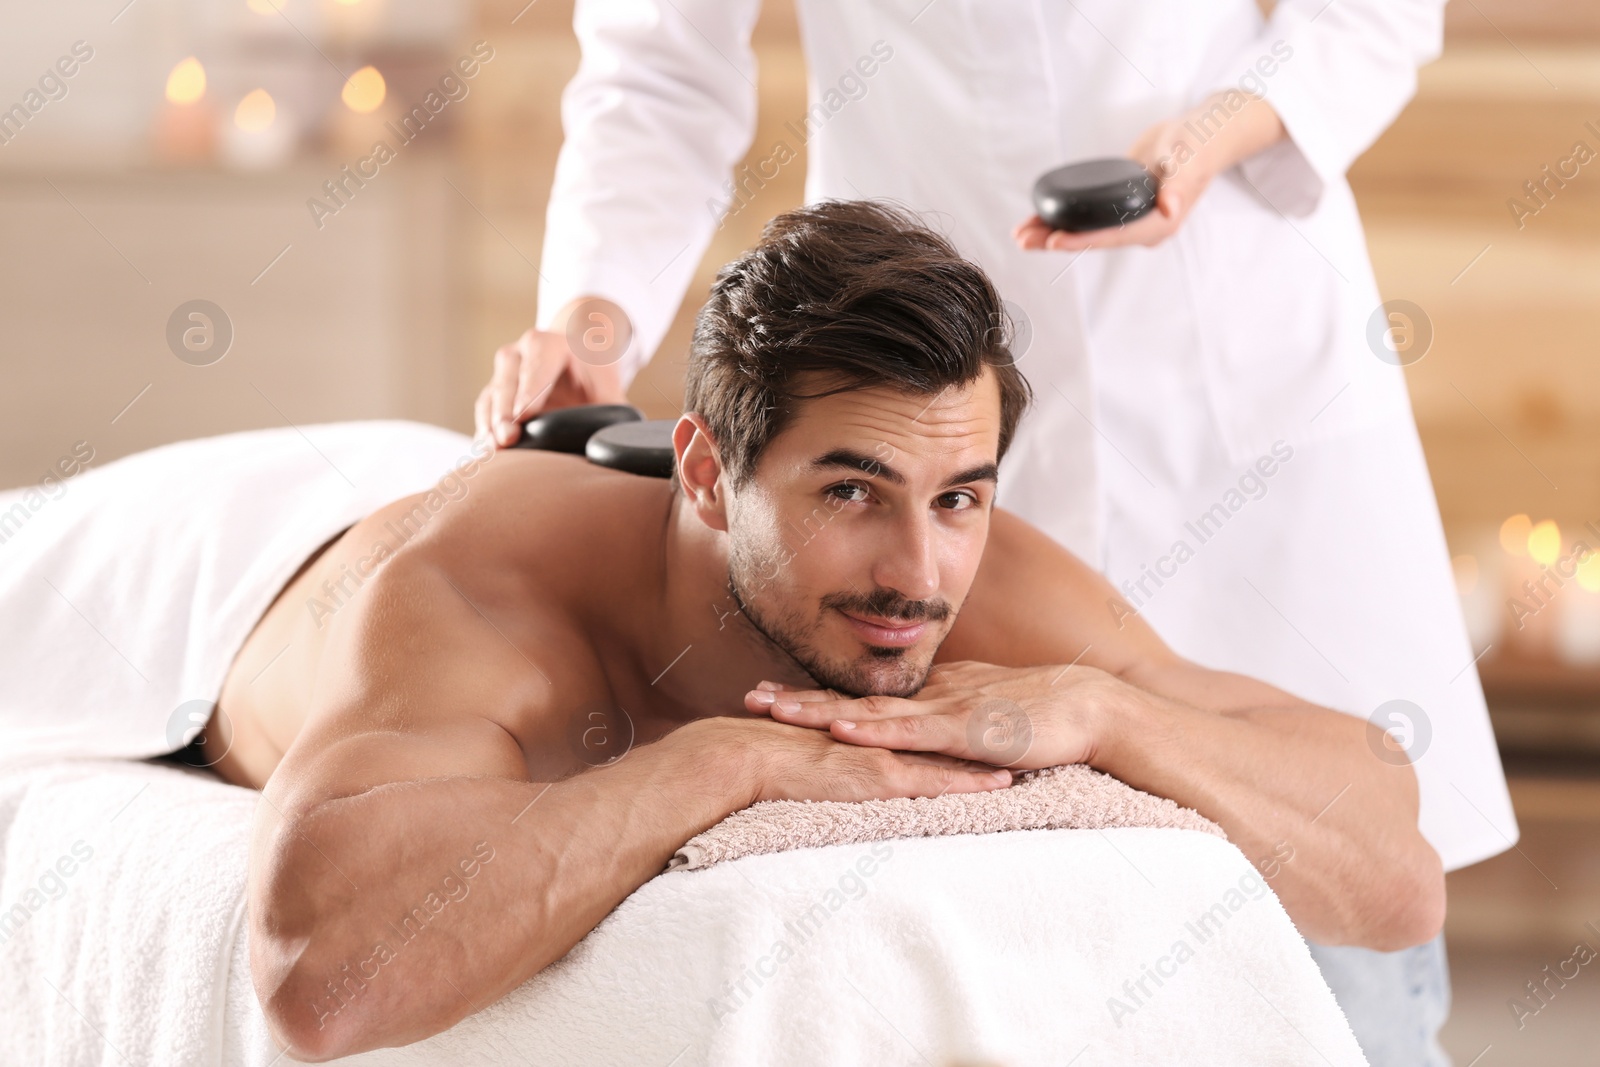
[252,722,750,1061]
[1091,689,1444,949]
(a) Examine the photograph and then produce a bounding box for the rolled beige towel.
[668,763,1223,871]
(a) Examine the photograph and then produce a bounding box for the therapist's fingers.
[487,342,527,447]
[1016,208,1176,253]
[473,383,495,444]
[1043,204,1180,251]
[485,330,572,448]
[1013,215,1057,251]
[512,331,567,427]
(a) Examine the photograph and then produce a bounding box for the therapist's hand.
[1014,91,1286,254]
[474,296,632,447]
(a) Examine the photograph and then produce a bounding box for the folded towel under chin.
[670,764,1224,871]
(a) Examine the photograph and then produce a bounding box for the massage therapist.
[470,3,1511,1063]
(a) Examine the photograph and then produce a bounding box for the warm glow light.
[1452,554,1479,596]
[234,89,277,132]
[334,0,364,6]
[165,57,206,105]
[1528,519,1561,566]
[341,65,386,113]
[246,0,286,14]
[1579,554,1600,593]
[1499,514,1532,557]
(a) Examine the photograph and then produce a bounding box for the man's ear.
[674,414,730,532]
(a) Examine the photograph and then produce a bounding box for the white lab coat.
[536,0,1516,872]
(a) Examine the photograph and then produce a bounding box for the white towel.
[0,421,478,775]
[2,758,1365,1067]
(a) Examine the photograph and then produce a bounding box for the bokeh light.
[1528,519,1561,566]
[164,57,206,106]
[234,89,276,132]
[1578,553,1600,593]
[341,66,387,113]
[1499,513,1532,557]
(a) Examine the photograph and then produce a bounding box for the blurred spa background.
[1,1,1598,1061]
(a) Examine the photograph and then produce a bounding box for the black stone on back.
[514,403,643,454]
[514,403,675,478]
[586,420,676,479]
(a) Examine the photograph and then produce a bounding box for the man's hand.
[1013,91,1286,253]
[743,661,1117,771]
[473,296,632,447]
[698,715,1012,802]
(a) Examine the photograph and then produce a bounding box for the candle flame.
[165,57,206,106]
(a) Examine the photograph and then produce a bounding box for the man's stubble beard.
[724,540,948,699]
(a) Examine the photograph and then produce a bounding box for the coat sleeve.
[1205,0,1446,216]
[535,0,765,383]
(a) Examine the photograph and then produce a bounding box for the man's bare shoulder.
[941,508,1169,671]
[325,447,671,714]
[385,447,670,570]
[224,450,670,792]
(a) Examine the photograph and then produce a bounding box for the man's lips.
[837,609,928,647]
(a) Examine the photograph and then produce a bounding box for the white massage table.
[0,755,1366,1067]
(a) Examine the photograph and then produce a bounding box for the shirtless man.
[211,201,1444,1062]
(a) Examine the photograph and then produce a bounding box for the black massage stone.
[1032,158,1159,233]
[514,403,643,454]
[586,420,677,479]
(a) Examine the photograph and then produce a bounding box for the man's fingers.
[831,710,965,757]
[894,759,1011,798]
[747,685,836,707]
[763,692,916,725]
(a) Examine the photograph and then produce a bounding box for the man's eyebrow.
[811,448,905,486]
[942,463,999,489]
[808,449,999,490]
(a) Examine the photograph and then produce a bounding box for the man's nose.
[870,509,940,603]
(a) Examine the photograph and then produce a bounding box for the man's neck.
[639,495,815,725]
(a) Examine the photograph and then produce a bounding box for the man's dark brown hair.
[685,199,1031,485]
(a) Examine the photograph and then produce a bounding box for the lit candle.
[221,88,298,169]
[153,56,217,164]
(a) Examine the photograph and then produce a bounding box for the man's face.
[723,369,1002,697]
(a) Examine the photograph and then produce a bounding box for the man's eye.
[937,491,978,511]
[827,482,868,503]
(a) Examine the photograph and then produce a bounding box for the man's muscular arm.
[251,553,1008,1062]
[769,509,1446,950]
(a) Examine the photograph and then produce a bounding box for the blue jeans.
[1306,934,1452,1067]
